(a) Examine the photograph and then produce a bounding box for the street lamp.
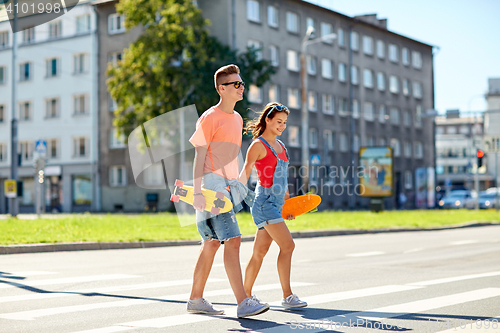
[300,27,336,193]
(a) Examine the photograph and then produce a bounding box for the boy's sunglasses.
[267,104,289,117]
[221,81,245,89]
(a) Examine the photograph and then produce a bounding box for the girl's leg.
[244,228,273,297]
[263,222,295,298]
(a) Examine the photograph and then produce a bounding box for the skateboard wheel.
[175,179,184,187]
[211,207,220,215]
[215,191,225,199]
[170,194,179,203]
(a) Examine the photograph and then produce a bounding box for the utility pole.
[9,0,19,217]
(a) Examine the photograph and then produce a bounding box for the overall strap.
[257,136,279,157]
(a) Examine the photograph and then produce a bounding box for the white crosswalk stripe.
[0,274,138,289]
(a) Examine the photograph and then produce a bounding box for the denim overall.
[251,136,290,229]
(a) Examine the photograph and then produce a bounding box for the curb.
[1,222,499,255]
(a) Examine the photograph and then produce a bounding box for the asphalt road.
[1,225,499,333]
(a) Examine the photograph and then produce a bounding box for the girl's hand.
[286,214,295,220]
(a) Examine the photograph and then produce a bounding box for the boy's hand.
[285,214,295,220]
[193,194,206,212]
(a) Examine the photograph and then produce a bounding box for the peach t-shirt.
[189,106,243,180]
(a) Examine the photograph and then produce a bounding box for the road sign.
[35,140,47,157]
[310,154,321,166]
[4,179,17,198]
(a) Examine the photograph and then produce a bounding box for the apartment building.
[0,2,98,213]
[198,0,435,209]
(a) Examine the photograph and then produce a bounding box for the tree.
[107,0,275,138]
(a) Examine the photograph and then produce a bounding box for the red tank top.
[254,140,288,188]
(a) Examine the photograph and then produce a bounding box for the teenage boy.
[187,64,269,318]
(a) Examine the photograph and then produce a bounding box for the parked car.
[438,190,476,209]
[466,190,500,209]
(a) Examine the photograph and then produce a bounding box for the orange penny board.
[282,194,321,219]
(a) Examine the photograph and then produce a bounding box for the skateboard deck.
[282,194,321,219]
[170,179,233,215]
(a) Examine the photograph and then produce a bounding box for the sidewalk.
[1,221,498,255]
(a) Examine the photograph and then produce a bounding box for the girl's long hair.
[245,102,290,140]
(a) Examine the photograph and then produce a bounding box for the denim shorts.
[251,187,285,230]
[196,173,241,243]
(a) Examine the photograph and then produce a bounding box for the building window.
[268,84,280,103]
[338,63,346,82]
[322,94,333,115]
[0,31,8,48]
[110,128,126,148]
[108,51,123,66]
[352,99,360,118]
[350,31,359,51]
[22,27,35,43]
[0,105,4,122]
[389,75,399,93]
[405,171,413,189]
[403,79,410,96]
[379,137,386,146]
[340,133,348,152]
[247,39,263,61]
[389,44,399,62]
[110,166,127,187]
[414,141,423,158]
[338,28,345,47]
[307,56,317,75]
[363,36,374,55]
[309,128,318,148]
[403,110,411,126]
[19,62,32,81]
[351,66,359,85]
[402,47,409,66]
[321,22,333,44]
[339,98,348,115]
[108,14,126,34]
[308,91,317,112]
[363,69,373,88]
[73,175,92,205]
[286,50,299,72]
[288,126,300,147]
[376,40,385,58]
[366,136,374,147]
[74,53,89,74]
[378,105,387,123]
[47,138,59,159]
[287,88,300,108]
[73,137,88,157]
[390,107,400,125]
[391,138,401,157]
[46,58,59,78]
[324,130,334,150]
[306,18,315,38]
[447,126,457,135]
[269,45,279,67]
[415,104,423,127]
[19,102,31,121]
[45,98,59,118]
[76,14,91,33]
[247,0,261,23]
[286,11,299,33]
[375,72,385,91]
[74,94,89,115]
[0,143,6,162]
[248,84,262,103]
[49,21,62,39]
[364,102,374,121]
[413,81,423,99]
[19,141,33,161]
[404,141,412,157]
[321,59,333,79]
[412,51,422,69]
[0,66,5,84]
[267,5,278,27]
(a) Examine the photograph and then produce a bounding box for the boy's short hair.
[214,64,240,92]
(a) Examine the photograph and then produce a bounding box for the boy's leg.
[244,228,273,297]
[263,222,295,298]
[223,236,248,304]
[190,239,221,300]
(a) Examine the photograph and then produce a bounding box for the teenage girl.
[239,102,307,308]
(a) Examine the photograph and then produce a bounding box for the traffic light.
[38,170,44,184]
[477,149,485,168]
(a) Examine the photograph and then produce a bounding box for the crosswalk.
[0,270,499,332]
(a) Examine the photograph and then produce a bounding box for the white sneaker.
[187,298,224,315]
[282,294,307,308]
[251,294,269,306]
[237,296,270,318]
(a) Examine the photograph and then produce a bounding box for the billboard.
[359,147,393,197]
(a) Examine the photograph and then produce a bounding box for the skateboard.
[282,194,321,219]
[170,179,233,215]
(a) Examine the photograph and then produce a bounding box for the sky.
[305,0,500,115]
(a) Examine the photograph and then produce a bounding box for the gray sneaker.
[282,294,307,308]
[187,298,224,315]
[251,294,269,306]
[237,296,270,318]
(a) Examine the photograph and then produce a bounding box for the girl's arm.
[285,189,290,200]
[239,141,266,184]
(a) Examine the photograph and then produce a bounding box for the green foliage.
[107,0,275,138]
